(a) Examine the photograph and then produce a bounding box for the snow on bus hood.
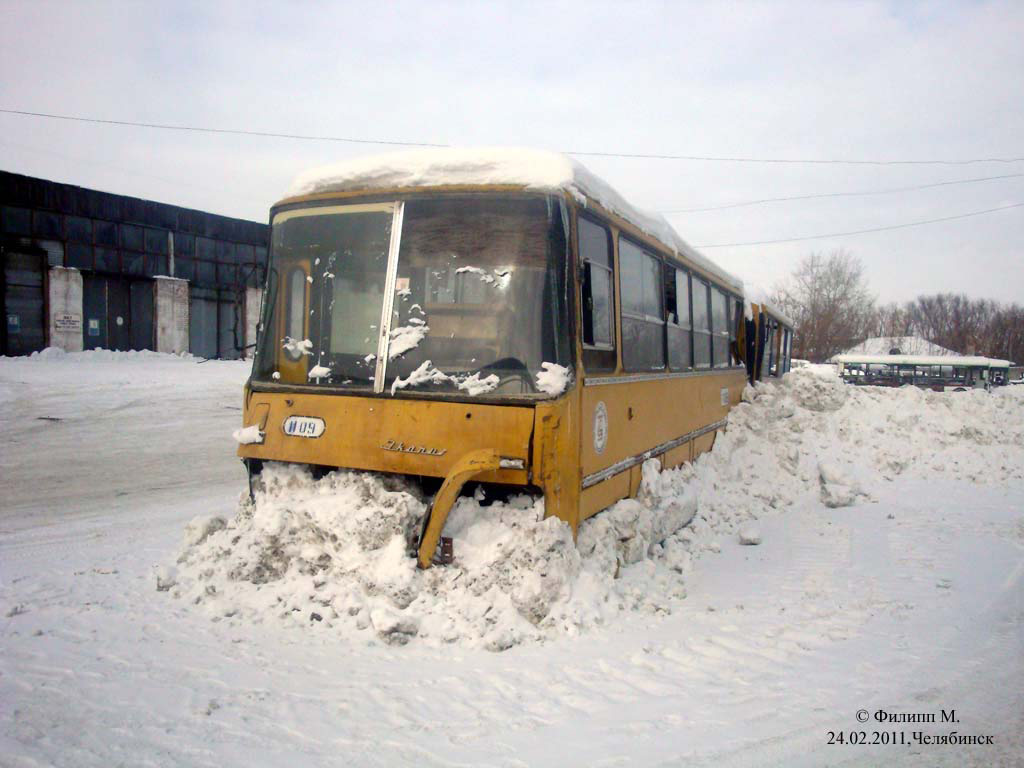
[164,368,1024,650]
[285,147,743,294]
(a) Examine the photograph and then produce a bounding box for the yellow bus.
[237,149,790,568]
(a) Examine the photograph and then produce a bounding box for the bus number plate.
[282,416,326,438]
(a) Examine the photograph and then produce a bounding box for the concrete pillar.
[47,266,84,352]
[244,287,262,359]
[154,276,189,354]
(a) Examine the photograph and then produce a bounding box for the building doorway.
[1,245,47,356]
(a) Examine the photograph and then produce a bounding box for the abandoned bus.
[833,354,1012,390]
[237,148,781,568]
[746,301,793,382]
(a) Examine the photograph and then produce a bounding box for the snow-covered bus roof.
[833,354,1011,367]
[741,282,795,327]
[285,147,744,294]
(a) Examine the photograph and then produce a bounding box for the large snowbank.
[167,369,1024,650]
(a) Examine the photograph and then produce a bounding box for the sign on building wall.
[54,313,82,332]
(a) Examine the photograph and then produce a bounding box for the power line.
[0,108,447,149]
[661,173,1024,213]
[694,202,1024,248]
[3,108,1024,166]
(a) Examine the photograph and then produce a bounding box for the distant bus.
[832,354,1011,391]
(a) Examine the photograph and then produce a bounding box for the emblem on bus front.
[381,439,447,457]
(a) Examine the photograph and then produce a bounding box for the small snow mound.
[182,515,226,549]
[31,346,67,360]
[784,368,848,412]
[738,523,762,545]
[155,565,177,592]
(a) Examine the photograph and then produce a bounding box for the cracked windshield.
[255,196,570,396]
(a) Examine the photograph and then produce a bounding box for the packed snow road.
[1,351,1022,767]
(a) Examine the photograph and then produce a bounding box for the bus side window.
[579,216,615,372]
[665,265,692,370]
[619,237,665,372]
[728,296,741,367]
[692,277,711,369]
[710,287,730,368]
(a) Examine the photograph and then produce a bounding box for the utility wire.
[694,202,1024,248]
[0,108,447,148]
[662,173,1024,213]
[3,108,1024,166]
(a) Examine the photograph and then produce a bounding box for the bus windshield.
[253,195,571,397]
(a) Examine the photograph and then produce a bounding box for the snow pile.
[167,369,1024,649]
[169,465,581,651]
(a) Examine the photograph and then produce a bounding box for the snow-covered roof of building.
[285,147,743,293]
[833,353,1011,367]
[840,336,956,357]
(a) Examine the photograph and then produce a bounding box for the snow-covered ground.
[2,351,1023,767]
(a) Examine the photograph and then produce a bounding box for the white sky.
[1,0,1021,304]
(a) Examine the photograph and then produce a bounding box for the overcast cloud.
[1,0,1021,303]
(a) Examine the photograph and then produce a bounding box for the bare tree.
[772,250,875,362]
[869,294,1022,361]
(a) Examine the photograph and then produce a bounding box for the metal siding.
[2,206,32,235]
[32,210,63,238]
[123,252,145,276]
[121,224,144,251]
[95,247,120,273]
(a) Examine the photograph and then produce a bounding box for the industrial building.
[0,170,268,359]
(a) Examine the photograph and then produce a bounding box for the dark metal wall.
[0,170,268,357]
